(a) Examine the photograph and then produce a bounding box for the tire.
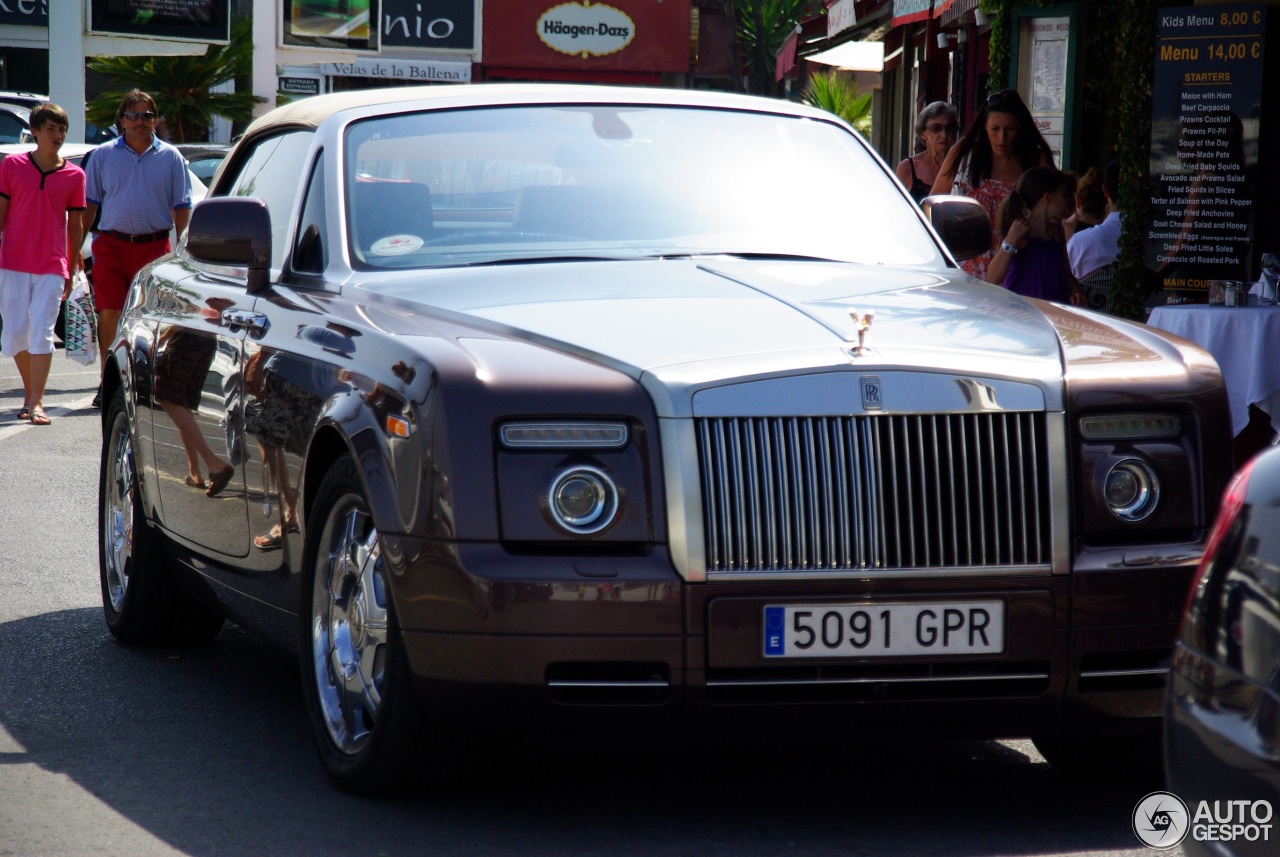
[1032,727,1164,781]
[299,456,430,795]
[99,386,224,644]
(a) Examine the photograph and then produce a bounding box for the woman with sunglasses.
[895,102,958,205]
[931,89,1055,280]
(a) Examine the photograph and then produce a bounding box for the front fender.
[1041,301,1234,533]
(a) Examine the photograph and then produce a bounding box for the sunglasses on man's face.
[122,111,157,121]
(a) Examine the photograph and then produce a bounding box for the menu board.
[1025,17,1070,167]
[1147,4,1266,302]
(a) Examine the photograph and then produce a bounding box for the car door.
[168,129,319,581]
[150,276,255,558]
[236,148,355,581]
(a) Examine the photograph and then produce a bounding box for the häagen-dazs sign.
[537,2,635,58]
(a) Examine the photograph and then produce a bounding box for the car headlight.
[1104,459,1160,522]
[494,418,650,543]
[548,466,618,534]
[1075,408,1199,537]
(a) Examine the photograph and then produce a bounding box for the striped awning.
[891,0,933,27]
[939,0,981,26]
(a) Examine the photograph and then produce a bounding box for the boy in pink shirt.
[0,103,86,425]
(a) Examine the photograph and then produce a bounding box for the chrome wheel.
[310,494,389,755]
[98,386,223,644]
[102,409,136,613]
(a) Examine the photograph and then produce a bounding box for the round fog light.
[1104,459,1159,522]
[549,467,618,534]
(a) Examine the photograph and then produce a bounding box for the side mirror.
[921,195,992,263]
[186,197,272,295]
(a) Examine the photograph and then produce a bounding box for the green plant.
[1109,0,1160,319]
[87,17,264,143]
[802,69,872,135]
[980,0,1011,92]
[732,0,820,96]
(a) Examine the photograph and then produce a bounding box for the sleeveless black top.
[907,158,932,204]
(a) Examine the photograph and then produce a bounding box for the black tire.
[1032,727,1164,781]
[299,456,430,795]
[99,386,224,644]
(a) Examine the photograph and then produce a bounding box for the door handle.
[221,309,271,336]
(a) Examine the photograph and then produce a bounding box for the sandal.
[206,464,234,497]
[254,525,284,551]
[16,406,30,421]
[185,475,208,489]
[29,407,51,426]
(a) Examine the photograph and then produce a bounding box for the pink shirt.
[0,152,87,278]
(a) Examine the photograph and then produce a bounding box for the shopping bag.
[63,271,97,365]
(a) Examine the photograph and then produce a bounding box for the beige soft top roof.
[242,83,821,138]
[245,85,449,132]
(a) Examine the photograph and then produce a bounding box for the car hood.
[357,258,1067,411]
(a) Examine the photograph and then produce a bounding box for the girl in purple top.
[987,166,1086,307]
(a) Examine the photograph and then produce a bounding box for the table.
[1147,303,1280,437]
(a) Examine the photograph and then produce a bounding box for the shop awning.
[804,40,886,71]
[891,0,934,27]
[774,26,802,81]
[939,0,980,26]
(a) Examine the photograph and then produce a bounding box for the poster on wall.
[282,0,382,52]
[88,0,230,43]
[1146,3,1266,302]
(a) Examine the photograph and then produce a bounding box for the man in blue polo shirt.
[84,89,192,405]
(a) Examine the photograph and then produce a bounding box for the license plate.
[762,601,1005,658]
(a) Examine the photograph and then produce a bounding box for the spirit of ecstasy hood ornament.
[850,309,875,357]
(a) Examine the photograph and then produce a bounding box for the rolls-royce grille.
[697,412,1050,573]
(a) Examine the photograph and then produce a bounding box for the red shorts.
[91,232,171,312]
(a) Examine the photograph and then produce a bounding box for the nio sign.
[537,2,635,58]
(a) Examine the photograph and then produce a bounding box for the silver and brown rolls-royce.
[97,84,1233,794]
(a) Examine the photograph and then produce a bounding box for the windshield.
[344,104,943,270]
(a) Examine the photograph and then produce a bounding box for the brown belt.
[103,229,169,244]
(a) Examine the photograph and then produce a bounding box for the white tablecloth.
[1147,304,1280,436]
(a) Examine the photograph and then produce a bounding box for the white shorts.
[0,269,64,356]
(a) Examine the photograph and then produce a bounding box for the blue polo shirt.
[84,135,191,235]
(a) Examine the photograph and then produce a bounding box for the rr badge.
[860,375,882,411]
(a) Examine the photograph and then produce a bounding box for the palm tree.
[86,17,263,143]
[732,0,819,96]
[801,69,872,136]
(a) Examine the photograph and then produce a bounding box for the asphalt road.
[0,351,1180,856]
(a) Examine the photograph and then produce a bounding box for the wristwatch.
[1000,241,1019,255]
